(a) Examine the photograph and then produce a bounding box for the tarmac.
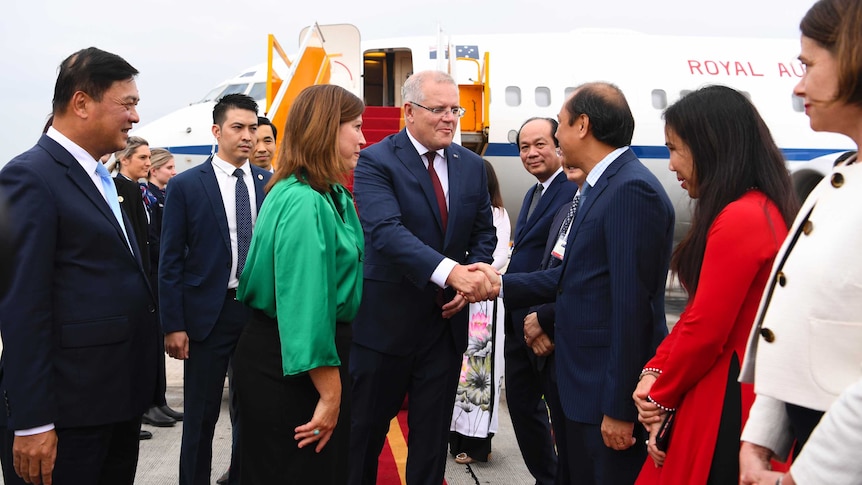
[1,282,687,484]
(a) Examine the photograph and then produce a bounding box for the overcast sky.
[0,0,816,164]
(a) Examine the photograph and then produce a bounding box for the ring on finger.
[313,429,320,436]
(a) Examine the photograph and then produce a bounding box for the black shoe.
[139,429,153,440]
[216,468,229,485]
[158,404,184,421]
[142,406,177,427]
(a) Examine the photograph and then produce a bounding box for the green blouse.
[238,174,363,376]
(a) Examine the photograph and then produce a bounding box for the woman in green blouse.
[234,84,365,484]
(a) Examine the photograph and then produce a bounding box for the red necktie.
[426,152,448,233]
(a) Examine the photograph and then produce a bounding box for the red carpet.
[376,410,447,485]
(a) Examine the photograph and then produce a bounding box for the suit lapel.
[513,188,533,243]
[394,132,446,234]
[251,167,267,210]
[40,137,135,256]
[199,158,232,254]
[516,171,567,246]
[443,148,462,247]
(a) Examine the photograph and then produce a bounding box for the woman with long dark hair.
[234,84,365,484]
[632,85,798,484]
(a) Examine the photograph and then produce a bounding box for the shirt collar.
[585,146,628,189]
[539,167,564,191]
[46,126,100,175]
[405,127,444,160]
[212,153,250,177]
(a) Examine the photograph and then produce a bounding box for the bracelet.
[639,368,661,380]
[647,395,676,412]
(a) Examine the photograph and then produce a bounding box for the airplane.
[132,23,856,242]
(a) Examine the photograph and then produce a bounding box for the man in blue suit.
[506,117,577,485]
[159,94,271,485]
[478,82,674,484]
[349,70,498,485]
[0,47,160,484]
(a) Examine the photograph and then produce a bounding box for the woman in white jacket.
[739,0,862,483]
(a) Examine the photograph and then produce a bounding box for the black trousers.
[0,417,142,485]
[179,294,248,485]
[234,311,352,485]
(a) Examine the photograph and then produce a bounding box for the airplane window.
[535,87,551,107]
[248,83,267,101]
[791,94,804,113]
[505,86,521,107]
[564,87,576,99]
[200,85,226,103]
[740,91,752,101]
[240,70,256,78]
[651,89,667,109]
[221,84,249,97]
[680,90,693,98]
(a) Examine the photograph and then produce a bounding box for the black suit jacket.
[0,135,159,430]
[115,174,150,275]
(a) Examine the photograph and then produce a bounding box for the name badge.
[551,235,566,261]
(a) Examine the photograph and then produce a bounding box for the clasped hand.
[446,263,501,303]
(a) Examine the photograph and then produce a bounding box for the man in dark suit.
[479,82,674,484]
[0,47,160,484]
[159,94,271,485]
[523,160,586,485]
[349,70,498,485]
[506,117,577,485]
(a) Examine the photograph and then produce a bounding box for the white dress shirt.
[210,155,257,290]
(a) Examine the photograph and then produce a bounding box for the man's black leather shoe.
[216,468,229,485]
[158,404,184,421]
[142,405,177,427]
[139,429,153,440]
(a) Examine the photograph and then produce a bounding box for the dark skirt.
[233,310,352,484]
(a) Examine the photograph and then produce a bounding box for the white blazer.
[740,158,862,457]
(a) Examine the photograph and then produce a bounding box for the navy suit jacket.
[352,129,496,356]
[507,171,577,349]
[158,157,270,341]
[0,135,159,430]
[504,149,674,424]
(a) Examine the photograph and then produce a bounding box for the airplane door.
[393,51,413,107]
[363,49,413,107]
[298,24,362,98]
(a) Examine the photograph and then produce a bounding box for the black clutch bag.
[655,411,676,452]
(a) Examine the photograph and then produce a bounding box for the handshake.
[447,262,501,303]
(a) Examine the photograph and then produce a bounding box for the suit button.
[557,287,563,295]
[802,220,813,235]
[776,272,787,287]
[148,305,156,313]
[831,173,845,188]
[760,327,775,343]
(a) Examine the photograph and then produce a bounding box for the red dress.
[635,191,787,484]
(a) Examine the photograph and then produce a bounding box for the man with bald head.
[477,82,674,483]
[506,117,577,484]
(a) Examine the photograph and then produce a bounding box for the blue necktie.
[234,168,252,279]
[95,163,132,251]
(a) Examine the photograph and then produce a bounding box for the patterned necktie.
[234,168,252,278]
[526,183,544,220]
[94,162,132,252]
[426,152,448,233]
[558,193,581,239]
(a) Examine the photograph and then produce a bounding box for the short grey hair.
[402,70,457,104]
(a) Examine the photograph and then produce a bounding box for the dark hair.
[484,159,504,208]
[665,86,800,296]
[257,116,278,141]
[563,82,634,148]
[52,47,138,115]
[516,117,559,147]
[213,94,259,126]
[800,0,862,106]
[268,85,365,193]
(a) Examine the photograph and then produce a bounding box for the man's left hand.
[442,293,467,319]
[601,415,636,451]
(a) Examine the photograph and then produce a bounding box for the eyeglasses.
[409,102,466,118]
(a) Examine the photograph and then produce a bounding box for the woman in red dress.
[632,85,799,484]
